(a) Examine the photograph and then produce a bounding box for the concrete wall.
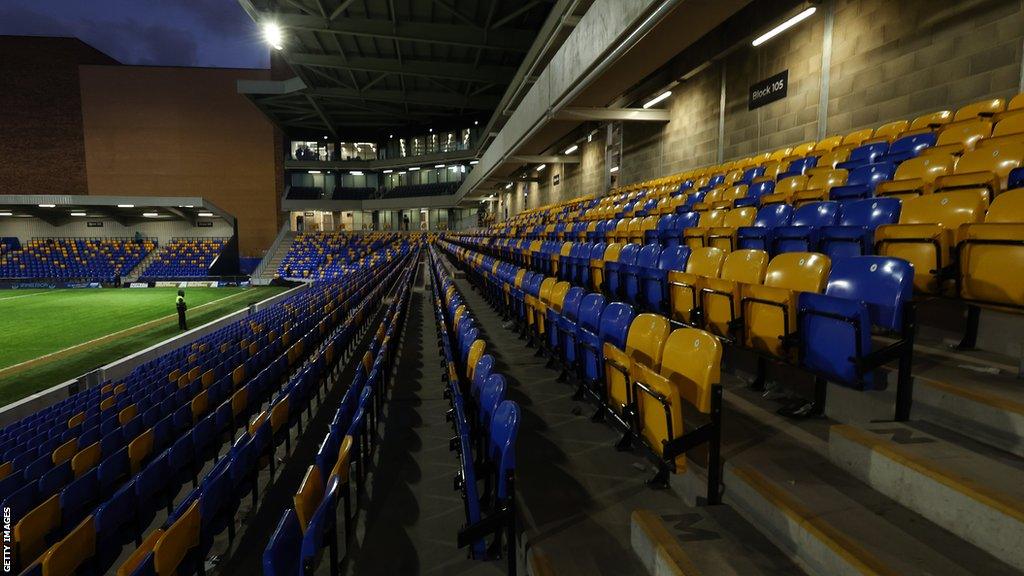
[78,65,279,256]
[551,0,1024,196]
[0,37,117,196]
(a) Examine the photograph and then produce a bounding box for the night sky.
[0,0,269,69]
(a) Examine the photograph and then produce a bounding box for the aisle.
[450,275,679,574]
[345,265,503,575]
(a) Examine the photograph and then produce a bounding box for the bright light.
[308,170,321,174]
[184,205,194,208]
[383,169,394,174]
[0,212,11,217]
[409,166,421,171]
[429,128,433,133]
[389,134,394,138]
[198,212,214,217]
[398,171,407,175]
[71,212,88,217]
[470,160,479,165]
[143,212,159,218]
[505,183,513,189]
[350,171,364,176]
[322,136,328,140]
[117,204,134,208]
[474,120,479,125]
[643,90,672,109]
[752,7,816,47]
[38,204,55,208]
[610,166,620,173]
[263,22,284,50]
[536,164,547,172]
[564,144,579,154]
[434,164,445,168]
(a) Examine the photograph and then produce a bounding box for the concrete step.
[829,422,1024,572]
[631,506,806,576]
[725,433,1019,576]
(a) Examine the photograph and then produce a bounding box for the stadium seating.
[0,243,414,574]
[142,238,227,279]
[278,232,413,280]
[0,238,155,282]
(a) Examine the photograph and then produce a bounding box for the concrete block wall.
[575,0,1024,192]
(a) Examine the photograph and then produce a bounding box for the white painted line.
[0,290,67,302]
[0,288,257,375]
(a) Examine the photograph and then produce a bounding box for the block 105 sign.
[749,70,788,110]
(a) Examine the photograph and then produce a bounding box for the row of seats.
[263,248,417,576]
[4,256,403,576]
[278,233,418,280]
[428,245,520,574]
[142,238,227,279]
[0,238,155,282]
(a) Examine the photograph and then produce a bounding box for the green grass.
[0,286,290,406]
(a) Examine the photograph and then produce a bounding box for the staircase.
[123,245,164,283]
[251,226,296,283]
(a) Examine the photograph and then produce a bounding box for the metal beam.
[492,0,547,29]
[305,94,339,138]
[270,12,533,52]
[311,87,499,110]
[328,0,358,20]
[289,53,516,84]
[551,107,671,122]
[509,155,580,164]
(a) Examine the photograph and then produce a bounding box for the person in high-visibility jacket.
[176,289,188,330]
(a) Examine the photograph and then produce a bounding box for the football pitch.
[0,286,290,405]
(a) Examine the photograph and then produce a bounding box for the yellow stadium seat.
[15,494,61,568]
[683,209,726,249]
[153,500,201,575]
[925,119,993,156]
[700,250,769,338]
[590,243,623,293]
[603,313,671,417]
[909,110,954,133]
[870,119,909,142]
[41,515,95,576]
[294,465,324,530]
[875,191,987,293]
[875,154,955,199]
[633,328,721,475]
[954,97,1005,121]
[668,247,726,325]
[956,190,1024,310]
[466,340,487,380]
[792,168,848,206]
[706,207,757,251]
[741,252,830,358]
[933,141,1024,203]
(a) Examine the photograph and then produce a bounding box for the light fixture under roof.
[469,160,479,165]
[643,90,672,109]
[198,212,214,217]
[536,164,547,172]
[38,204,56,208]
[409,166,421,171]
[307,170,321,174]
[564,144,579,154]
[0,211,13,217]
[382,169,394,174]
[434,164,445,168]
[350,170,364,176]
[752,7,817,47]
[610,166,620,173]
[262,22,284,50]
[71,211,87,217]
[117,204,134,208]
[143,212,159,218]
[505,183,513,189]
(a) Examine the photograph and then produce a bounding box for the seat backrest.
[479,375,507,427]
[791,202,840,227]
[685,247,726,276]
[994,112,1024,138]
[985,189,1024,223]
[42,515,95,576]
[294,465,324,531]
[633,243,660,269]
[489,401,520,500]
[898,191,988,227]
[722,207,757,228]
[263,509,302,576]
[814,135,844,152]
[153,499,200,575]
[889,132,937,156]
[602,243,623,262]
[660,329,722,413]
[935,119,992,149]
[764,253,831,292]
[562,287,585,321]
[657,246,691,272]
[806,168,847,193]
[846,162,895,189]
[873,119,909,141]
[893,153,954,183]
[776,175,809,196]
[577,293,607,334]
[842,127,875,147]
[617,243,640,265]
[598,303,636,350]
[720,250,769,284]
[625,314,671,368]
[910,110,953,131]
[753,204,793,228]
[956,142,1024,187]
[848,142,889,163]
[549,281,571,313]
[954,97,1005,121]
[823,256,914,330]
[838,198,902,228]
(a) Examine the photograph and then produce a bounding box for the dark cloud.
[0,1,265,68]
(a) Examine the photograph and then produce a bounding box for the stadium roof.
[235,0,567,138]
[0,196,234,227]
